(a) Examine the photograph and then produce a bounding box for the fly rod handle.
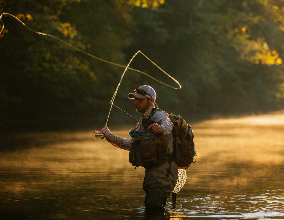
[94,131,105,139]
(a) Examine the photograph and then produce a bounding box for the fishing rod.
[93,51,140,139]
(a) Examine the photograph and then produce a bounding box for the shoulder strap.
[148,107,159,118]
[141,108,160,128]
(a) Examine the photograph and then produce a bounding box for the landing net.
[173,169,187,193]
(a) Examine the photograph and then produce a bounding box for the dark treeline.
[1,0,284,132]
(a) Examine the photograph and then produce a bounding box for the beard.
[135,99,150,114]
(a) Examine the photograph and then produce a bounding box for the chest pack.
[129,118,169,169]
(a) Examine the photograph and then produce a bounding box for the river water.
[1,111,284,219]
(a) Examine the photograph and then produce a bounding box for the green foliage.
[1,0,284,130]
[124,0,284,118]
[0,0,130,129]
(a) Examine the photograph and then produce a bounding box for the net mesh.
[172,168,187,193]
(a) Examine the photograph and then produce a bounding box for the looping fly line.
[0,12,182,126]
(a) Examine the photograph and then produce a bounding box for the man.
[101,85,178,214]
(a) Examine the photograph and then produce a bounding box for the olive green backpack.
[169,113,196,169]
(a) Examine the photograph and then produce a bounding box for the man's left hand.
[148,123,163,133]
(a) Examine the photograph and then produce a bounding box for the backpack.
[169,113,196,169]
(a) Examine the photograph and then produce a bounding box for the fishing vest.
[129,108,173,169]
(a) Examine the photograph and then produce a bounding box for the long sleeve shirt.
[104,106,173,152]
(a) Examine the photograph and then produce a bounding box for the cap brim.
[128,93,147,99]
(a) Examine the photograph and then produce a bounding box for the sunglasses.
[133,88,152,99]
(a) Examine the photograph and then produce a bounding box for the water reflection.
[1,112,284,219]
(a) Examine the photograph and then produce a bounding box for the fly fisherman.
[100,85,178,215]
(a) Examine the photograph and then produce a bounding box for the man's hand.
[148,123,163,134]
[100,126,109,134]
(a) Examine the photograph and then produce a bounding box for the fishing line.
[105,50,141,127]
[0,13,181,89]
[0,12,182,126]
[112,103,139,122]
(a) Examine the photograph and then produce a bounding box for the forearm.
[104,129,132,151]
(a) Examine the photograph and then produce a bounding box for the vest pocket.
[129,138,170,168]
[156,143,169,163]
[129,144,144,167]
[140,140,157,163]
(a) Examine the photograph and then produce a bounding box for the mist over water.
[1,111,284,219]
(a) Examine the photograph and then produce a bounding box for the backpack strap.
[166,158,172,177]
[148,107,160,118]
[141,108,160,129]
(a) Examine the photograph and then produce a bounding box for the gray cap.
[128,85,156,100]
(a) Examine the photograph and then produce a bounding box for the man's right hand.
[100,126,109,134]
[148,123,163,134]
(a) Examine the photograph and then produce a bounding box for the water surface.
[1,111,284,219]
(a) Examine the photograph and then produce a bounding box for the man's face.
[134,97,152,113]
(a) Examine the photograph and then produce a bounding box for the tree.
[0,0,132,129]
[124,0,284,118]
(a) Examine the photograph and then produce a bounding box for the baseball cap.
[128,85,156,100]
